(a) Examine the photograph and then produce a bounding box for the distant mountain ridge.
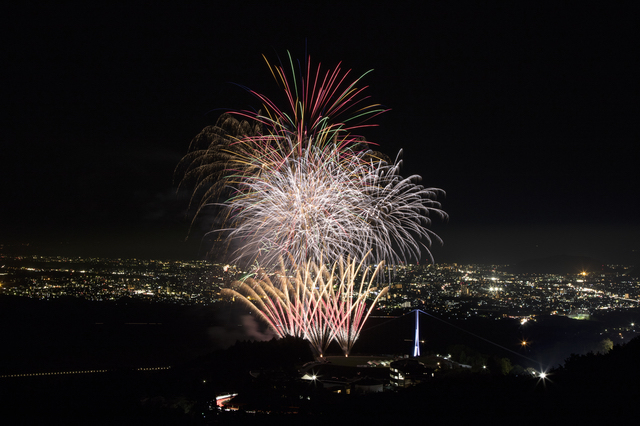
[503,255,611,275]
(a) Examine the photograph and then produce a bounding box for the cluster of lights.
[0,369,109,378]
[1,366,172,378]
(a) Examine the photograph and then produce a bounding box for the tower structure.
[413,309,420,357]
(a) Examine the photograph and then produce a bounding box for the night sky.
[2,3,638,265]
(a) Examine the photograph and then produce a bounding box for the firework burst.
[176,53,386,225]
[179,52,446,355]
[224,143,445,268]
[221,256,387,356]
[178,54,446,267]
[176,55,424,264]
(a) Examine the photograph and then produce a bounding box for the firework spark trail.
[224,145,370,268]
[176,55,407,265]
[221,257,387,356]
[321,257,389,356]
[255,54,387,151]
[223,143,445,269]
[222,261,330,355]
[363,152,447,263]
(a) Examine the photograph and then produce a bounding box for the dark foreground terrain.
[1,295,638,424]
[2,336,639,425]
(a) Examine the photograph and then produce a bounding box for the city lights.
[1,255,638,318]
